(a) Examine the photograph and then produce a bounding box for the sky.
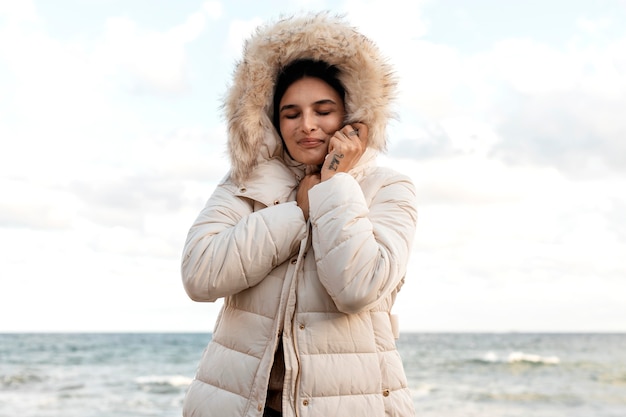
[1,0,625,333]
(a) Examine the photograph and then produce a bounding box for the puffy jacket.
[181,12,418,417]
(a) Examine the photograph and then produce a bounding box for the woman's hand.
[321,122,368,181]
[297,173,321,221]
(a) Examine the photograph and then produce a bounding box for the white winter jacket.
[181,12,418,417]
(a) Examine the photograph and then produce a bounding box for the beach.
[1,332,625,416]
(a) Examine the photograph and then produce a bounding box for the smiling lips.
[298,137,325,148]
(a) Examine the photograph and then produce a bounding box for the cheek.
[279,122,297,153]
[279,119,294,139]
[326,116,343,133]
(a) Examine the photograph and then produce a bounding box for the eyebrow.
[279,99,338,113]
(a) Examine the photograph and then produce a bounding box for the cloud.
[380,146,626,286]
[0,14,109,124]
[378,14,626,183]
[493,89,626,177]
[71,176,181,227]
[64,126,229,256]
[0,0,37,23]
[342,0,429,49]
[0,4,136,186]
[91,3,224,96]
[225,17,263,61]
[2,1,625,332]
[203,1,223,20]
[0,181,75,230]
[138,126,230,182]
[94,17,197,95]
[479,33,626,178]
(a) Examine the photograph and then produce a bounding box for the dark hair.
[272,59,346,132]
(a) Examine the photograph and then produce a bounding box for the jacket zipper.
[292,222,313,417]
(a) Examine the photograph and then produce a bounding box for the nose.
[301,110,317,133]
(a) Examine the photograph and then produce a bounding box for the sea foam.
[135,375,193,388]
[507,351,560,365]
[480,351,560,365]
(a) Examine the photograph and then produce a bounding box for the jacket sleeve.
[181,184,307,302]
[308,172,418,314]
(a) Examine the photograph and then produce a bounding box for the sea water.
[1,333,625,416]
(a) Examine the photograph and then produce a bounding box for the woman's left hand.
[321,122,368,181]
[297,173,321,221]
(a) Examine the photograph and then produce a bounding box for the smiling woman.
[179,12,418,417]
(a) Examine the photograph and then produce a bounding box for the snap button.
[299,324,305,330]
[302,399,309,406]
[383,389,390,397]
[273,199,280,205]
[290,258,297,265]
[257,404,262,411]
[239,186,247,193]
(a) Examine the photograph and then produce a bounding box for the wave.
[474,390,582,405]
[476,351,560,365]
[507,351,560,365]
[1,371,44,388]
[411,383,437,398]
[134,375,193,394]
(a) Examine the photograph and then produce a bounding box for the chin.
[305,158,326,166]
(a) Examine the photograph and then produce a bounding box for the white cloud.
[226,17,263,61]
[0,0,37,23]
[380,13,626,180]
[398,41,464,120]
[380,142,626,332]
[342,0,429,48]
[0,179,79,229]
[95,16,195,95]
[2,1,625,332]
[576,16,612,34]
[0,8,134,186]
[127,126,230,181]
[86,2,224,96]
[0,226,214,332]
[203,1,223,19]
[0,19,108,124]
[487,39,579,95]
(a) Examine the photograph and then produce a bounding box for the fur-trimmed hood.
[224,12,398,184]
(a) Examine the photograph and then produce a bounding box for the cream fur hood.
[224,12,398,184]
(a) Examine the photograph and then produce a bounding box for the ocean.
[1,332,625,417]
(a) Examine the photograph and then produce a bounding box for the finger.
[351,122,369,148]
[340,125,359,139]
[328,136,339,153]
[351,122,367,136]
[339,125,364,154]
[346,128,360,137]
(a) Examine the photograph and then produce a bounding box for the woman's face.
[278,76,345,165]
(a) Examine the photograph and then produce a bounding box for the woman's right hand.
[297,173,321,221]
[320,122,368,182]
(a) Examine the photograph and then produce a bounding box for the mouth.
[298,137,326,148]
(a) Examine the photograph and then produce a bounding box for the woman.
[181,12,418,417]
